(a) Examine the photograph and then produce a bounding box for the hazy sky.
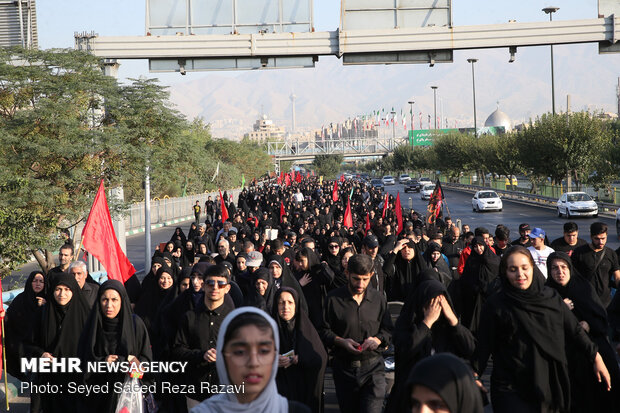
[36,1,619,122]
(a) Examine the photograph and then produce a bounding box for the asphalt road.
[384,183,620,251]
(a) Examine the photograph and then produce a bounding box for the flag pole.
[2,317,9,410]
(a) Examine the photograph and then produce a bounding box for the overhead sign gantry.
[74,0,619,73]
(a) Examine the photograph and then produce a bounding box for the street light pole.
[431,86,438,129]
[391,110,396,141]
[408,100,414,133]
[543,7,559,115]
[467,58,478,137]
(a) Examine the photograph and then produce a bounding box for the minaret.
[290,93,297,133]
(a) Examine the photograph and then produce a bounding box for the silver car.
[420,184,435,200]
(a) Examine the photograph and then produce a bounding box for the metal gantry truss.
[267,136,408,162]
[75,16,620,62]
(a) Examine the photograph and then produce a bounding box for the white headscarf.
[190,307,288,413]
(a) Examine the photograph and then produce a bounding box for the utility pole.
[543,7,560,115]
[431,86,438,129]
[467,58,478,137]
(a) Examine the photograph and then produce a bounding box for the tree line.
[362,112,620,192]
[0,48,271,277]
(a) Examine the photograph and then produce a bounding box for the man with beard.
[511,222,532,247]
[442,226,464,280]
[572,222,620,307]
[47,244,74,281]
[320,254,393,413]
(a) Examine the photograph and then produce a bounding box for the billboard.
[409,127,506,146]
[146,0,313,36]
[340,0,452,65]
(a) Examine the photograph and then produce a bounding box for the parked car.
[420,184,435,200]
[371,179,384,191]
[557,192,598,218]
[398,174,411,183]
[404,179,420,193]
[472,190,503,212]
[382,175,395,185]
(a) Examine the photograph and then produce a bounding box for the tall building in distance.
[244,114,286,143]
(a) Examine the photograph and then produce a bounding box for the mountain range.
[167,43,619,139]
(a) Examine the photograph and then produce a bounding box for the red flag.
[82,180,136,283]
[311,170,315,176]
[219,189,229,221]
[343,199,353,228]
[427,180,445,225]
[280,201,286,223]
[295,172,302,183]
[365,213,371,236]
[395,192,403,235]
[285,174,291,186]
[332,181,339,202]
[339,174,345,183]
[277,174,282,185]
[381,193,389,219]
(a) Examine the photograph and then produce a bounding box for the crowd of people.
[4,175,620,413]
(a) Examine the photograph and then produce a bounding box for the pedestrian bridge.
[266,137,408,163]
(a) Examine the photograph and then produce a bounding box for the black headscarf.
[39,273,90,357]
[460,236,500,333]
[271,287,327,412]
[134,265,176,335]
[499,247,570,411]
[6,271,47,379]
[79,280,139,361]
[170,226,187,244]
[406,353,483,413]
[545,251,608,337]
[423,241,452,288]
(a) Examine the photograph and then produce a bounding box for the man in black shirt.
[47,244,74,282]
[173,264,235,408]
[511,223,532,247]
[205,196,214,223]
[572,222,620,308]
[320,254,393,413]
[442,226,464,279]
[550,221,587,257]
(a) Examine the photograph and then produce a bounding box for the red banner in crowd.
[81,180,136,283]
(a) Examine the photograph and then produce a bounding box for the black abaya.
[272,287,328,413]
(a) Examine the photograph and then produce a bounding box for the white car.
[420,184,435,200]
[398,174,411,183]
[382,175,395,185]
[419,177,432,186]
[557,192,598,218]
[472,190,503,212]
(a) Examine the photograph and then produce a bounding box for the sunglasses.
[205,279,228,288]
[328,244,340,249]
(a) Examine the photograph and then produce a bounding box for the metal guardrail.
[124,188,242,231]
[443,182,619,216]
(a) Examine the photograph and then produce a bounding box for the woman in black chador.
[545,251,620,412]
[473,246,611,413]
[78,280,152,413]
[387,278,475,412]
[272,287,327,413]
[25,273,90,412]
[5,271,47,381]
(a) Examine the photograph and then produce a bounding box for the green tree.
[0,47,131,274]
[312,154,344,179]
